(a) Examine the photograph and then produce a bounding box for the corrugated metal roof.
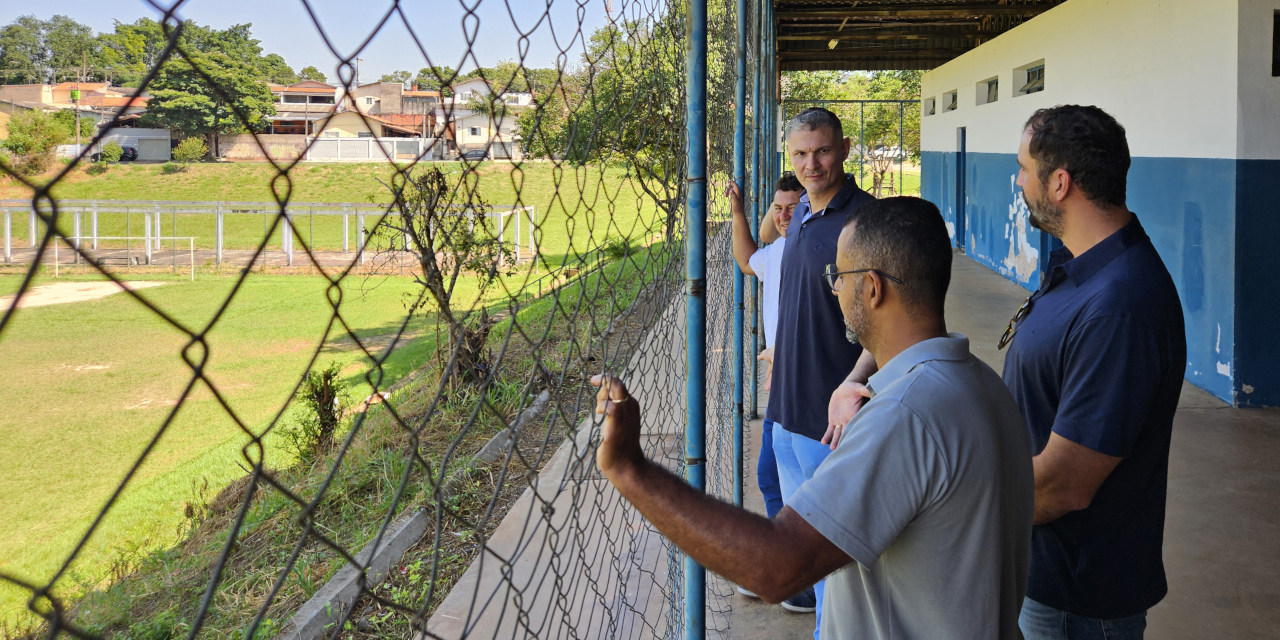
[775,0,1067,71]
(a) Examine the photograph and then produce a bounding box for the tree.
[412,65,457,94]
[0,108,71,174]
[44,15,99,82]
[256,53,297,84]
[0,16,47,84]
[143,50,275,157]
[298,65,327,82]
[380,70,411,86]
[380,167,513,385]
[96,18,167,87]
[50,109,95,140]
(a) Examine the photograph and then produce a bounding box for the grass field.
[0,270,469,625]
[0,160,674,627]
[0,162,668,263]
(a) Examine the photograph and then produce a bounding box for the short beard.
[842,285,871,346]
[1027,188,1065,237]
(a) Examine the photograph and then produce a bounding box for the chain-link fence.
[0,0,774,638]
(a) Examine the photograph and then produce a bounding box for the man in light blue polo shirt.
[590,197,1034,639]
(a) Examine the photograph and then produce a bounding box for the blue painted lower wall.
[1235,160,1280,407]
[922,151,1243,404]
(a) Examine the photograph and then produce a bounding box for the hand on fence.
[756,348,774,391]
[591,373,645,481]
[824,380,872,449]
[723,182,745,219]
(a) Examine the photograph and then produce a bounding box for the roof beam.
[778,29,1001,41]
[777,4,1053,20]
[779,48,976,58]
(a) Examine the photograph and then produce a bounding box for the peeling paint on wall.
[1217,361,1232,377]
[1001,175,1040,283]
[946,219,956,240]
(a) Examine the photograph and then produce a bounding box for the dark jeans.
[757,419,784,518]
[1020,597,1148,640]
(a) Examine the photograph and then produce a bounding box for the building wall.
[1234,0,1280,405]
[920,0,1275,404]
[316,112,383,138]
[0,85,51,105]
[218,134,307,161]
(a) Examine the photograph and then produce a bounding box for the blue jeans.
[773,427,833,640]
[757,420,784,519]
[1020,597,1147,640]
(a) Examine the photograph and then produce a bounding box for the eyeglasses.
[998,295,1034,350]
[823,264,902,292]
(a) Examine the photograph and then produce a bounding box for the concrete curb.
[278,388,553,640]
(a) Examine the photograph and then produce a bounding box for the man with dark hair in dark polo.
[1004,105,1187,640]
[589,198,1034,640]
[753,107,879,629]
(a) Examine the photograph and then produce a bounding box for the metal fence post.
[342,207,350,253]
[73,210,81,264]
[860,103,866,189]
[732,0,747,509]
[144,207,152,264]
[29,206,36,249]
[91,202,98,250]
[685,0,708,637]
[216,204,224,266]
[899,102,905,196]
[748,0,763,421]
[284,208,294,267]
[4,208,11,264]
[153,205,162,251]
[357,211,365,266]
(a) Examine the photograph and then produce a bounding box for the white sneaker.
[736,585,760,599]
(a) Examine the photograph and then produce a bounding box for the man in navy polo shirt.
[1003,105,1186,639]
[761,107,878,631]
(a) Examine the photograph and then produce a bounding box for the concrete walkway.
[726,254,1280,640]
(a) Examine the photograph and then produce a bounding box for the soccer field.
[0,271,456,624]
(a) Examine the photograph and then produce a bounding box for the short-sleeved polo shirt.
[767,176,875,440]
[790,334,1034,640]
[1002,216,1186,619]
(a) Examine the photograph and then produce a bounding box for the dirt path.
[0,281,168,309]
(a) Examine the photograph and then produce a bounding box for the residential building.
[265,80,339,135]
[440,77,533,159]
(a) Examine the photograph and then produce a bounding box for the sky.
[0,0,627,82]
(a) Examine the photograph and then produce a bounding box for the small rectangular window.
[943,90,958,112]
[923,97,936,116]
[1015,60,1046,96]
[470,127,482,136]
[357,132,373,138]
[975,77,998,105]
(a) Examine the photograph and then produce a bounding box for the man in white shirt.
[725,174,811,610]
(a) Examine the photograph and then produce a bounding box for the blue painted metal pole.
[684,0,708,636]
[732,0,748,509]
[748,0,762,421]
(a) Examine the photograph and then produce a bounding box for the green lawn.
[1,162,668,264]
[0,160,673,626]
[0,271,458,625]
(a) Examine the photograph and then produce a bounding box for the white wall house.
[443,78,533,159]
[919,0,1280,406]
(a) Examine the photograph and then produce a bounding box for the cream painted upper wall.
[922,0,1240,159]
[1237,0,1280,160]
